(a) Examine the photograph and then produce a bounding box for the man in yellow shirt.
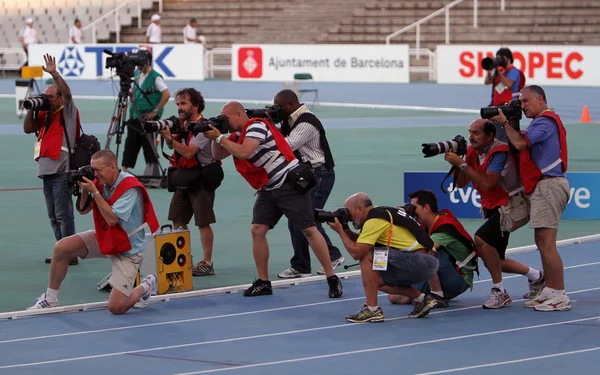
[328,192,439,323]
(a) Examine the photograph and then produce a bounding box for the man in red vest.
[493,85,570,312]
[205,101,343,298]
[28,150,160,314]
[23,53,79,265]
[445,119,544,309]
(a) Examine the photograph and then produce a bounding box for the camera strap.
[441,165,462,194]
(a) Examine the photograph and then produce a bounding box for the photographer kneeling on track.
[28,150,160,314]
[273,89,345,279]
[443,118,544,309]
[326,193,439,323]
[389,190,477,308]
[120,49,170,180]
[23,53,80,265]
[205,101,343,298]
[492,85,571,312]
[153,88,224,276]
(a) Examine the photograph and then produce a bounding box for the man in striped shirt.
[206,101,343,298]
[274,89,345,279]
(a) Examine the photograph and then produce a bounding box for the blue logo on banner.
[58,46,85,77]
[403,172,597,219]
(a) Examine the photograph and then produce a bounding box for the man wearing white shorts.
[29,150,160,314]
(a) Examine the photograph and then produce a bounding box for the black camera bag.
[60,110,100,170]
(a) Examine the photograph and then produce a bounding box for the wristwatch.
[459,163,468,172]
[90,191,100,199]
[216,134,224,144]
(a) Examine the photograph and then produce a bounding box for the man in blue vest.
[121,50,170,180]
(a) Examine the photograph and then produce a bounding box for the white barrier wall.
[436,45,598,86]
[232,44,410,83]
[28,44,205,80]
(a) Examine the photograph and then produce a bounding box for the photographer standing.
[328,193,439,323]
[205,101,343,298]
[445,119,544,309]
[273,89,344,279]
[493,85,570,312]
[159,88,223,276]
[121,51,170,180]
[23,53,79,265]
[28,150,159,314]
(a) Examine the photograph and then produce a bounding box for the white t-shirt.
[146,23,161,43]
[69,26,82,44]
[20,26,39,45]
[136,72,168,92]
[183,24,196,44]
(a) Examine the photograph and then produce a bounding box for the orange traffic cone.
[581,105,591,123]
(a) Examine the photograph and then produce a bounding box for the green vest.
[130,69,164,120]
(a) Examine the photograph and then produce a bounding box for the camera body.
[188,115,230,136]
[144,115,181,133]
[314,208,352,225]
[104,49,151,80]
[245,105,284,124]
[67,165,95,184]
[480,99,522,121]
[421,135,468,158]
[400,202,417,219]
[23,94,49,111]
[481,55,508,71]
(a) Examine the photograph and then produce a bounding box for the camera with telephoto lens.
[314,208,352,224]
[245,104,284,124]
[23,94,49,111]
[481,55,508,72]
[104,49,151,80]
[144,115,181,133]
[187,115,230,136]
[67,165,94,184]
[421,135,468,158]
[480,99,522,121]
[400,202,417,219]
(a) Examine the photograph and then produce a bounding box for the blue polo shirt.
[102,171,145,256]
[523,116,564,177]
[506,68,521,97]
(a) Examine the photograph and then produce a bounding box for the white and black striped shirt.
[286,105,325,168]
[245,121,298,190]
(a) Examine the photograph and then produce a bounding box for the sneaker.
[408,294,437,318]
[346,303,384,323]
[192,260,215,276]
[524,292,552,308]
[133,274,157,309]
[523,272,546,299]
[327,275,343,298]
[317,257,346,275]
[27,293,58,310]
[277,267,311,279]
[482,288,512,309]
[243,279,273,297]
[534,294,571,312]
[431,293,449,308]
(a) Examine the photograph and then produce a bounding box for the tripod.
[18,78,41,119]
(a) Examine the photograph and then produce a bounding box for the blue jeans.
[288,166,342,273]
[42,173,75,242]
[413,250,470,300]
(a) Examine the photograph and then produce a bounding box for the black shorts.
[252,179,316,231]
[475,207,510,260]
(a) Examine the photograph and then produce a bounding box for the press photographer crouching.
[326,193,439,323]
[152,88,224,276]
[23,53,79,265]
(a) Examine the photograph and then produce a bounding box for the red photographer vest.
[227,117,296,190]
[35,106,81,161]
[169,131,201,169]
[465,143,510,209]
[492,66,526,106]
[92,176,160,255]
[519,110,568,195]
[428,209,478,275]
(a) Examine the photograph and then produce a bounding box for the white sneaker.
[277,267,311,279]
[524,290,552,308]
[482,288,512,309]
[27,293,58,310]
[134,274,157,309]
[317,257,346,275]
[534,295,571,312]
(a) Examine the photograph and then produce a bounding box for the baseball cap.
[151,14,161,21]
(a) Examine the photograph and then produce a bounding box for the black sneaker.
[408,294,437,318]
[431,293,449,308]
[243,279,273,297]
[327,275,343,298]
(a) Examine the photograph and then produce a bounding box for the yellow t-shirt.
[357,218,425,251]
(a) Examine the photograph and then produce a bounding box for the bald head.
[221,101,249,130]
[345,192,373,209]
[222,101,244,115]
[92,149,117,165]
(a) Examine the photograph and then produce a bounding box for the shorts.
[252,179,315,231]
[378,250,439,287]
[413,250,470,300]
[529,177,570,229]
[475,207,510,260]
[77,230,143,297]
[168,188,216,228]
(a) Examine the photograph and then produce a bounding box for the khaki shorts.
[528,177,570,229]
[77,230,143,297]
[168,188,216,228]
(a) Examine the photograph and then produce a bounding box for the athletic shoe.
[317,257,346,275]
[327,275,343,298]
[482,288,512,309]
[408,294,437,318]
[431,293,449,308]
[277,267,311,279]
[27,293,58,310]
[192,260,215,276]
[243,279,273,296]
[534,294,571,312]
[133,274,157,309]
[523,272,545,299]
[346,303,384,323]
